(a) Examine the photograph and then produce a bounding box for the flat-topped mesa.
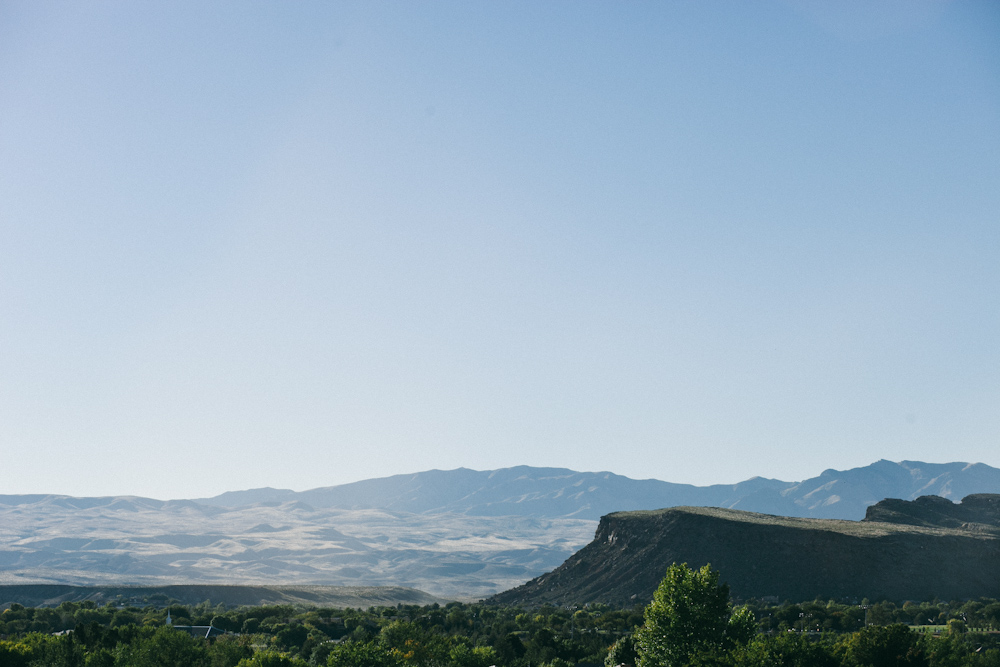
[864,494,1000,532]
[489,503,1000,607]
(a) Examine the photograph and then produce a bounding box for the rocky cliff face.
[490,498,1000,607]
[863,494,1000,532]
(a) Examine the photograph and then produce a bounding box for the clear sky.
[1,1,998,499]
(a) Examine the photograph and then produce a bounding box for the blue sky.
[1,1,998,499]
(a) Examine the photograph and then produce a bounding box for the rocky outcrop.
[490,499,1000,607]
[863,494,1000,533]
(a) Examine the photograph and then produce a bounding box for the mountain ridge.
[5,460,998,523]
[187,460,1000,521]
[3,460,1000,599]
[490,494,1000,606]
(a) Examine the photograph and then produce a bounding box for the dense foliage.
[0,598,642,667]
[2,574,1000,666]
[635,563,755,667]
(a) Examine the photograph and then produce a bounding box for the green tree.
[85,648,115,667]
[378,620,449,667]
[235,651,306,667]
[606,635,638,667]
[494,632,527,665]
[0,640,33,667]
[448,643,498,667]
[738,633,837,667]
[207,635,254,667]
[726,605,757,646]
[274,624,310,651]
[946,618,966,635]
[326,640,399,667]
[19,632,85,667]
[111,626,208,667]
[634,563,755,667]
[838,624,927,667]
[867,603,896,627]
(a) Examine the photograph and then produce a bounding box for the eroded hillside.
[491,496,1000,606]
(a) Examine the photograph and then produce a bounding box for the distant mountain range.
[195,459,1000,521]
[1,460,999,599]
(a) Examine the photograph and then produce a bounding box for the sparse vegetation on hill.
[864,494,1000,532]
[491,496,1000,606]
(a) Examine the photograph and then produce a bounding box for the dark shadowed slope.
[864,493,1000,531]
[490,495,1000,607]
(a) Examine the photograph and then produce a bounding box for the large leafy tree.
[739,632,838,667]
[111,626,208,667]
[326,640,399,667]
[0,640,33,667]
[634,562,755,667]
[605,634,637,667]
[837,624,928,667]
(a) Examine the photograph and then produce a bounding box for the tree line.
[2,564,1000,666]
